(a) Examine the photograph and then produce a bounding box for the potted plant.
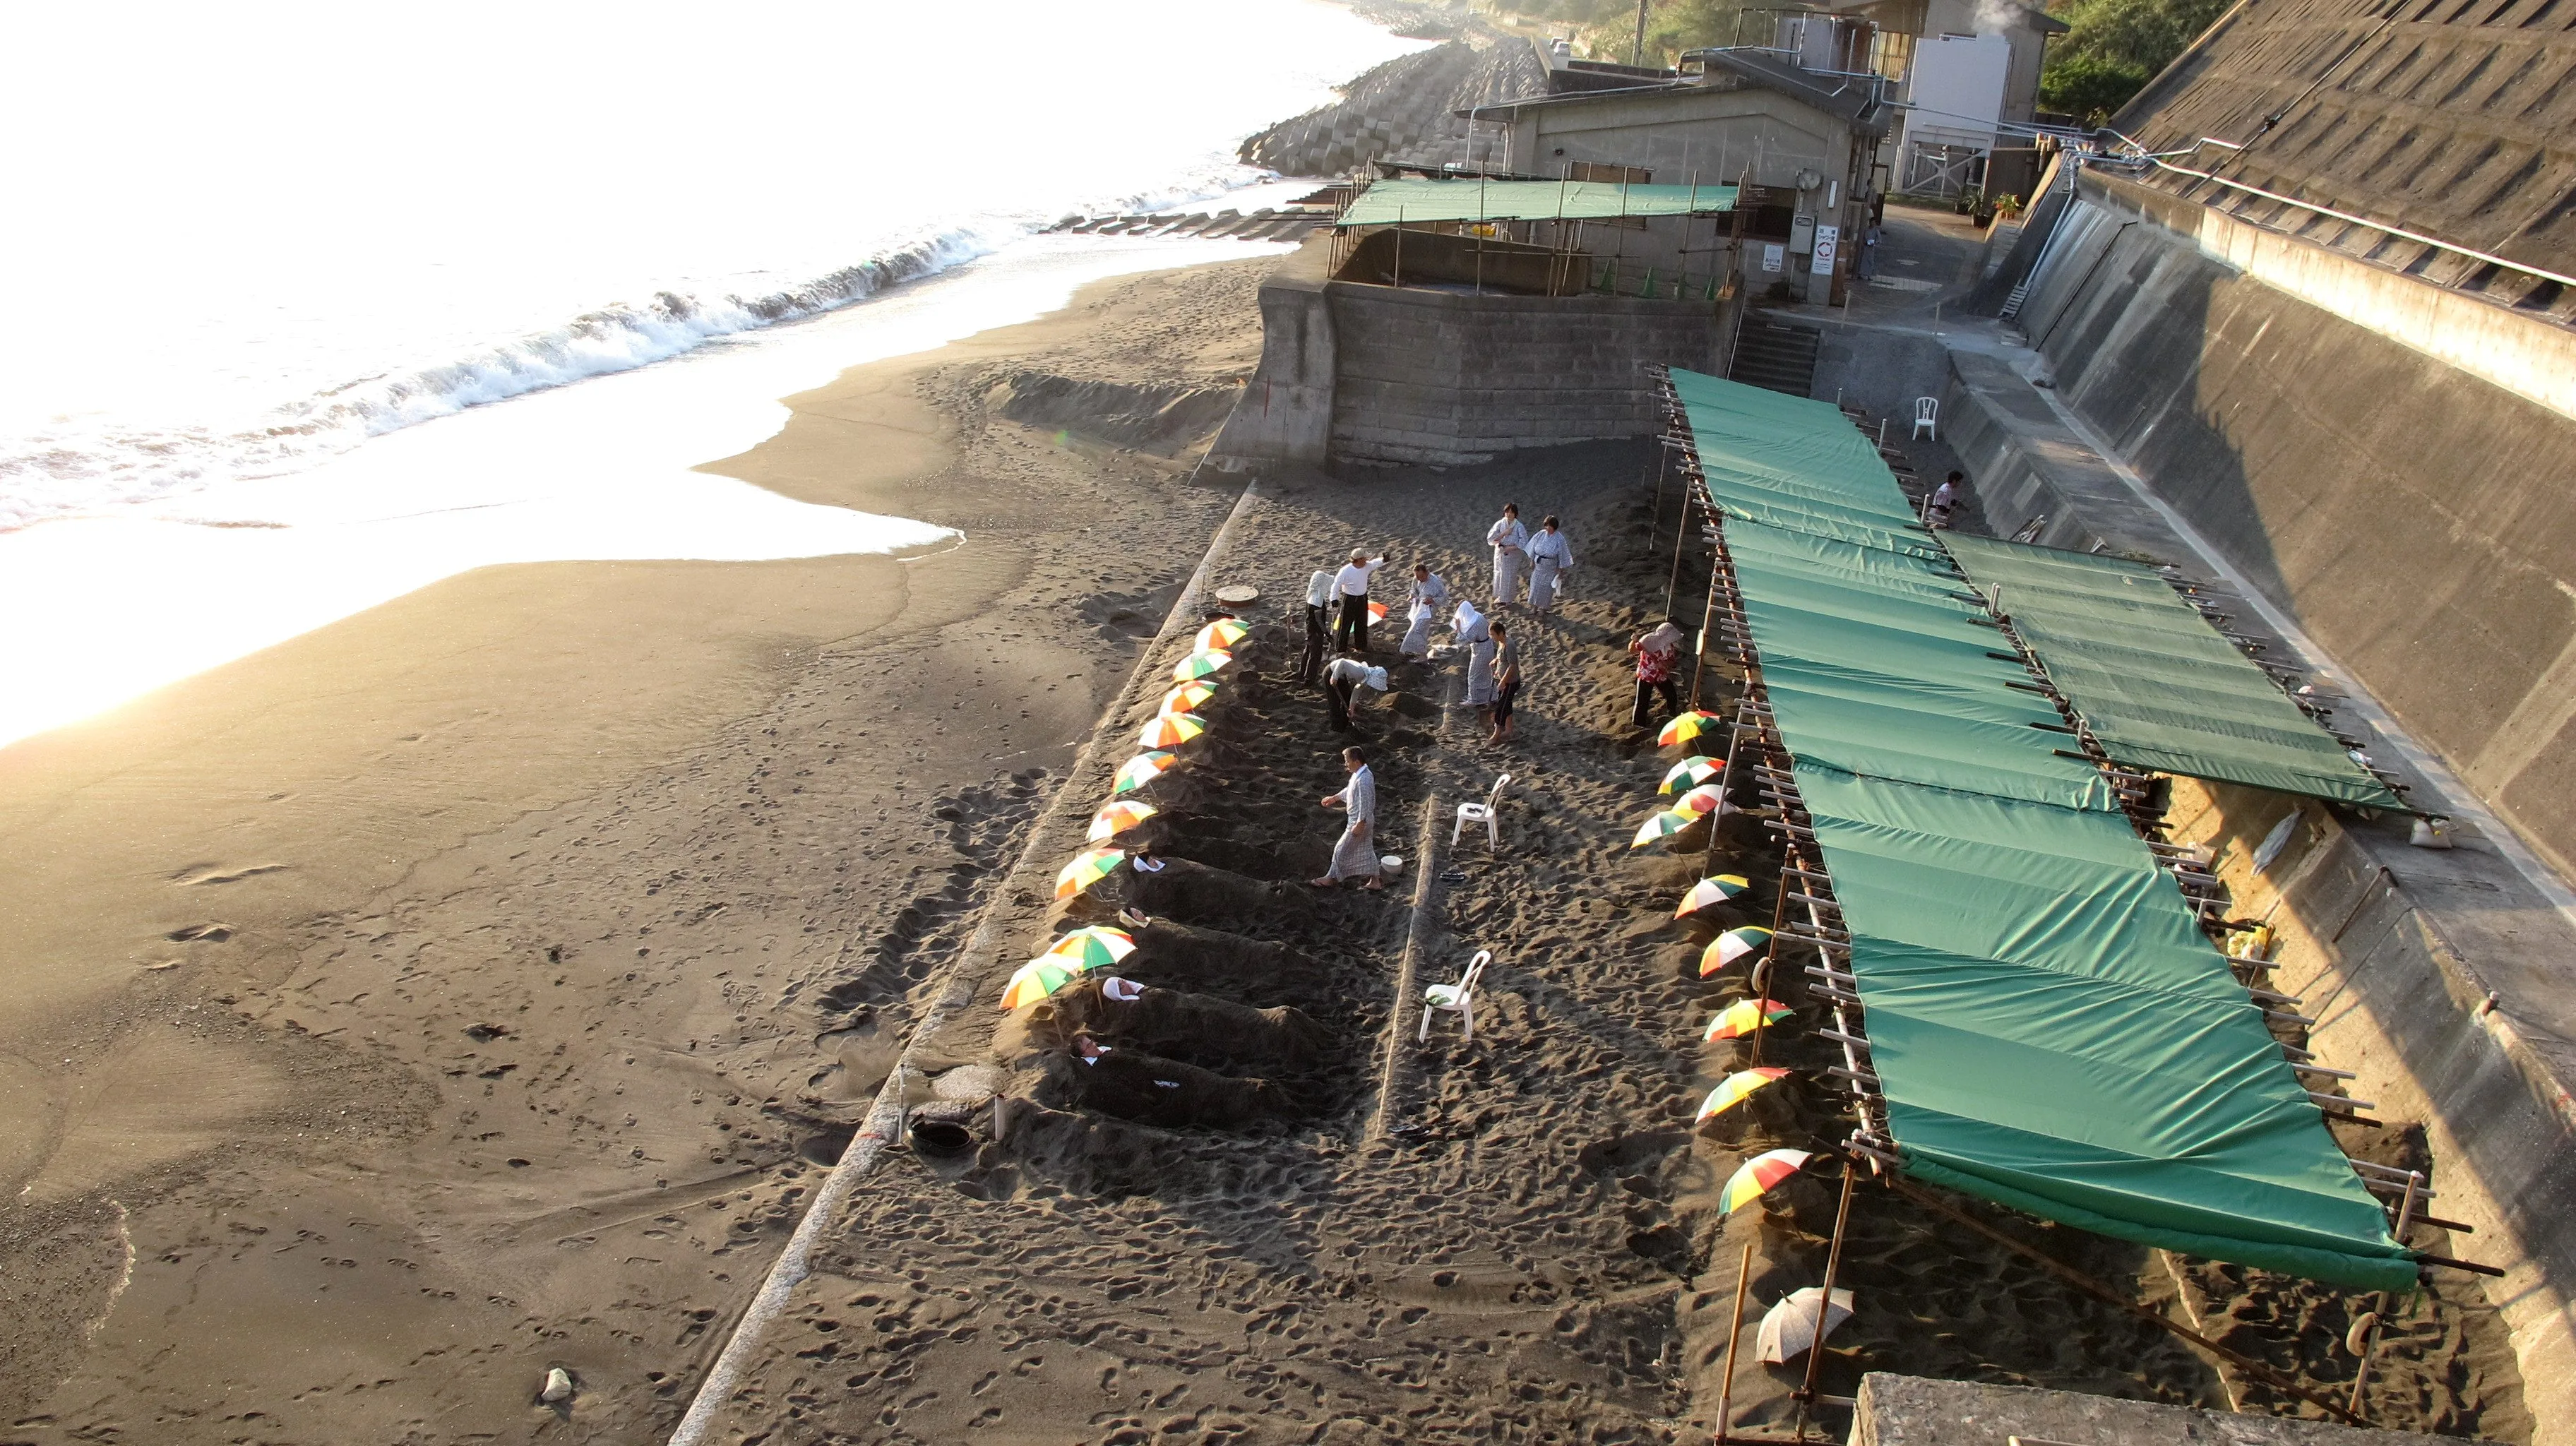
[1953,184,1984,217]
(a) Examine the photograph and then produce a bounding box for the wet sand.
[0,256,1274,1443]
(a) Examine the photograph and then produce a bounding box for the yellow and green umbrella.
[1172,649,1234,681]
[1195,619,1249,651]
[1674,873,1753,919]
[1631,807,1698,848]
[1088,799,1159,842]
[1717,1148,1813,1216]
[1693,1067,1790,1123]
[1139,711,1208,748]
[1043,925,1137,971]
[1698,926,1775,976]
[1703,997,1794,1041]
[1001,954,1090,1010]
[1160,681,1217,715]
[1660,755,1724,794]
[1658,710,1724,748]
[1111,751,1178,794]
[1054,846,1127,901]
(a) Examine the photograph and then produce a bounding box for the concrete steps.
[1729,316,1821,398]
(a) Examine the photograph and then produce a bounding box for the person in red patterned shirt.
[1628,619,1686,727]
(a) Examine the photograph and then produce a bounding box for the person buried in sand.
[1332,547,1385,654]
[1320,655,1389,734]
[1629,617,1686,728]
[1487,617,1520,744]
[1312,746,1383,890]
[1401,561,1449,660]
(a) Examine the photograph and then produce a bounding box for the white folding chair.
[1419,950,1492,1044]
[1910,396,1938,441]
[1453,773,1512,848]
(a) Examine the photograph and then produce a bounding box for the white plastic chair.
[1419,950,1492,1043]
[1910,396,1938,441]
[1453,773,1512,848]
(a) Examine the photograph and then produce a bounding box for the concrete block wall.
[1325,283,1718,465]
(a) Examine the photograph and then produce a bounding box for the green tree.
[2039,0,2231,122]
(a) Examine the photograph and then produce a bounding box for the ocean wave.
[0,161,1278,532]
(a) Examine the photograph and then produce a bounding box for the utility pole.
[1633,0,1651,66]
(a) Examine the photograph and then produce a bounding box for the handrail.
[2141,155,2576,294]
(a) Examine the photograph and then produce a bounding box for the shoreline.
[0,252,1278,1442]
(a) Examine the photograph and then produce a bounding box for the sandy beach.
[0,238,2530,1445]
[0,256,1274,1443]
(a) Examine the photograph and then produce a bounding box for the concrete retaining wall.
[2027,171,2576,881]
[1210,244,1337,467]
[1325,282,1719,466]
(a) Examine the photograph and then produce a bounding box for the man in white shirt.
[1925,472,1960,530]
[1311,746,1382,890]
[1332,549,1385,653]
[1486,504,1530,607]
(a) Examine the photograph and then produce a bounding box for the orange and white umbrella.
[1172,649,1234,681]
[1160,681,1217,715]
[1698,927,1775,976]
[1111,751,1177,794]
[1674,873,1752,919]
[1088,799,1159,841]
[1703,997,1794,1041]
[1195,619,1249,651]
[1042,925,1138,971]
[1139,711,1207,748]
[1660,755,1724,794]
[1659,710,1724,748]
[1631,807,1698,847]
[1719,1149,1813,1217]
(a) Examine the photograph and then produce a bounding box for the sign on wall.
[1761,244,1785,273]
[1812,224,1840,274]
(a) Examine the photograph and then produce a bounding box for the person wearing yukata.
[1401,562,1450,660]
[1296,569,1332,683]
[1486,503,1530,608]
[1525,515,1575,611]
[1629,618,1686,727]
[1320,656,1388,734]
[1332,549,1385,654]
[1312,746,1383,890]
[1454,599,1496,713]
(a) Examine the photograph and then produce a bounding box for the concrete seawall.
[2019,170,2576,883]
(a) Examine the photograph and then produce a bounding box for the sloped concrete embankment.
[1239,31,1548,177]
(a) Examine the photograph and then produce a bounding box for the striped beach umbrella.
[1703,997,1795,1041]
[1674,783,1729,818]
[1693,1068,1791,1124]
[1660,755,1724,794]
[1042,925,1137,971]
[1172,649,1234,681]
[1698,926,1775,976]
[1088,799,1159,842]
[1367,600,1389,622]
[1718,1149,1814,1217]
[1054,847,1127,901]
[1195,619,1249,651]
[1631,807,1698,848]
[1001,954,1090,1010]
[1658,710,1724,748]
[1674,873,1753,919]
[1111,751,1177,794]
[1160,681,1217,715]
[1139,711,1208,748]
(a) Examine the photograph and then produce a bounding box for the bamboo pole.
[1716,1239,1756,1444]
[1793,1161,1861,1442]
[2346,1171,2421,1414]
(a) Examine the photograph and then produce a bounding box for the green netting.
[1943,535,2408,811]
[1665,366,2415,1291]
[1335,178,1736,227]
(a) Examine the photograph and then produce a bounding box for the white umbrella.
[1755,1286,1854,1364]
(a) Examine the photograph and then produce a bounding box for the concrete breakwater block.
[1853,1373,2486,1445]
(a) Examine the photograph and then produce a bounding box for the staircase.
[1729,316,1822,397]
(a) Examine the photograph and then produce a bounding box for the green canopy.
[1667,367,2416,1291]
[1336,177,1736,228]
[1943,535,2409,811]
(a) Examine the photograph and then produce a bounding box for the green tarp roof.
[1668,367,2415,1291]
[1335,178,1736,228]
[1941,535,2409,811]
